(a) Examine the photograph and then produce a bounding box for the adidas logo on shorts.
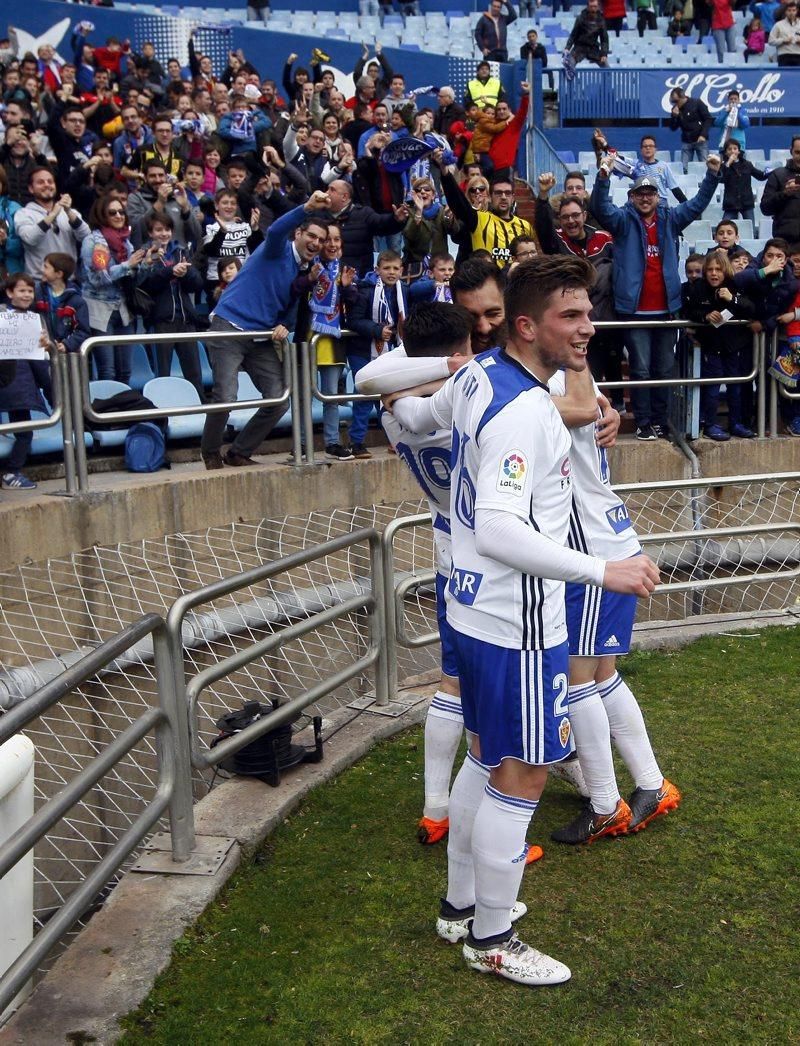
[604,635,620,648]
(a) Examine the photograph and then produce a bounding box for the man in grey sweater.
[15,166,90,278]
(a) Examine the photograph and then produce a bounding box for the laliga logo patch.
[497,451,527,496]
[559,717,571,747]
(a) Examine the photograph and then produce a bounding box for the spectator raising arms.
[591,152,722,441]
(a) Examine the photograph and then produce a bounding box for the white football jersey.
[548,371,641,563]
[382,411,453,575]
[447,349,574,650]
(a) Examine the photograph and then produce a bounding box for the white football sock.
[568,681,620,816]
[598,672,663,790]
[423,692,464,820]
[445,751,489,910]
[471,784,537,941]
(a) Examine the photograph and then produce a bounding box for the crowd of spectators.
[532,0,800,66]
[1,16,799,492]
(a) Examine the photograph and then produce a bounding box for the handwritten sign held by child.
[0,311,46,361]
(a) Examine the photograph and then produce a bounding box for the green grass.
[120,629,800,1046]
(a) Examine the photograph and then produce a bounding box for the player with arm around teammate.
[383,257,658,986]
[548,364,681,845]
[357,302,544,864]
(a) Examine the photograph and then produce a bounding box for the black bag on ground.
[89,390,167,433]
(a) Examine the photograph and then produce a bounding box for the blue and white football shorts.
[565,582,637,657]
[453,632,572,767]
[435,572,460,679]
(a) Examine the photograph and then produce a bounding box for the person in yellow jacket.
[464,61,506,110]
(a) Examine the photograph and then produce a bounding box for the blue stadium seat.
[128,344,157,391]
[0,410,93,459]
[688,220,713,244]
[142,377,205,441]
[89,380,132,450]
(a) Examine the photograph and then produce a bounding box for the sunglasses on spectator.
[468,185,489,194]
[107,207,126,216]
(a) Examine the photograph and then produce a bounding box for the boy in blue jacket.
[346,250,409,458]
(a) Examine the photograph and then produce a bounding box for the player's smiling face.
[529,287,594,374]
[456,281,507,353]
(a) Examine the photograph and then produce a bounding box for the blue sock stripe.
[466,750,489,773]
[569,681,597,698]
[597,672,623,699]
[568,682,599,706]
[431,695,463,714]
[485,783,539,814]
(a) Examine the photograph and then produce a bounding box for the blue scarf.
[309,258,341,337]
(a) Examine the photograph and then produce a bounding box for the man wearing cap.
[591,154,722,441]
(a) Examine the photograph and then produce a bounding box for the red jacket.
[602,0,627,20]
[710,0,734,30]
[488,95,529,170]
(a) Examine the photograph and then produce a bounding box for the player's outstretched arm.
[354,351,449,396]
[602,555,660,598]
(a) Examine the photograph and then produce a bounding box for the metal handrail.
[299,331,381,466]
[382,476,800,654]
[381,513,433,697]
[0,613,194,1016]
[0,353,77,494]
[165,527,389,770]
[72,329,302,487]
[78,330,290,425]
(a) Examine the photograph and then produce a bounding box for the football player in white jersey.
[390,256,659,986]
[358,301,545,865]
[548,365,681,843]
[375,270,679,849]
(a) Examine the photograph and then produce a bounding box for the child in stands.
[683,250,758,440]
[743,16,767,61]
[0,272,53,490]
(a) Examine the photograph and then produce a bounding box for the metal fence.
[1,471,799,1016]
[5,317,798,493]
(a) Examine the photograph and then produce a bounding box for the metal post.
[756,331,766,440]
[55,353,77,496]
[68,352,89,492]
[288,340,304,467]
[769,330,778,438]
[370,534,390,707]
[381,532,399,702]
[151,626,195,862]
[300,340,319,467]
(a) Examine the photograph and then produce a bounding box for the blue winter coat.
[347,272,409,359]
[590,170,720,315]
[733,250,799,332]
[0,195,24,274]
[33,282,91,353]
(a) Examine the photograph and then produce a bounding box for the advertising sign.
[640,69,795,118]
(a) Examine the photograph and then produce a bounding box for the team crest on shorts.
[559,717,571,747]
[497,451,527,496]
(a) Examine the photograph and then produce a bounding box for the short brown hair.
[505,255,595,324]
